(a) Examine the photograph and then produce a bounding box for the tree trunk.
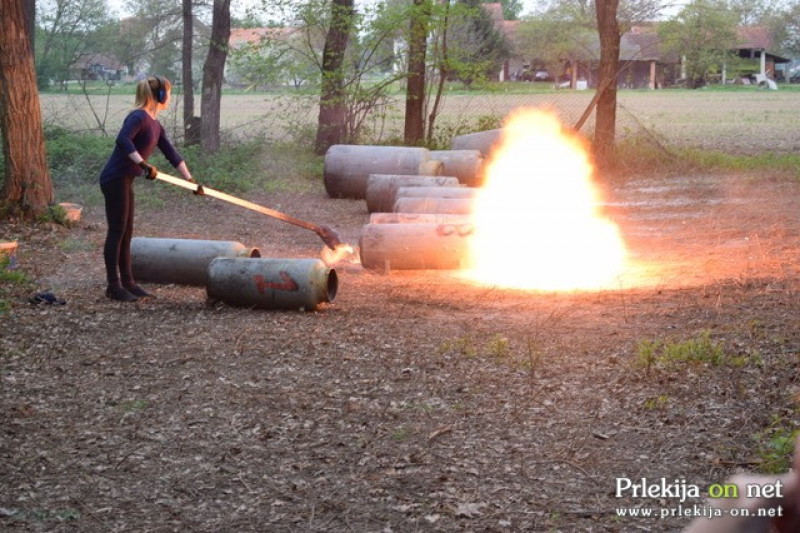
[314,0,354,155]
[404,0,430,146]
[594,0,620,170]
[24,0,35,52]
[200,0,231,154]
[182,0,200,145]
[0,0,54,217]
[426,0,451,146]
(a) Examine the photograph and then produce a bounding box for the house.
[492,11,790,89]
[731,26,791,82]
[69,53,127,82]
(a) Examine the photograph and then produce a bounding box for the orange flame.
[464,109,628,291]
[321,243,358,266]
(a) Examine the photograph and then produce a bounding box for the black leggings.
[101,176,136,285]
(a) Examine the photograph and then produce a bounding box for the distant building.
[69,54,127,82]
[734,26,791,81]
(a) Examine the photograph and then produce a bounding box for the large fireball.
[464,109,628,291]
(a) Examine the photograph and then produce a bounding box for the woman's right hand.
[138,161,158,180]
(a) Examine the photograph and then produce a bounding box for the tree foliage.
[765,0,800,58]
[228,28,320,89]
[514,3,596,80]
[492,0,523,21]
[447,0,510,87]
[123,0,185,80]
[725,0,773,25]
[658,0,739,88]
[35,0,111,87]
[241,0,407,148]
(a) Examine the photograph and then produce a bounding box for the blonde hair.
[135,76,171,112]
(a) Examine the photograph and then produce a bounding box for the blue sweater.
[99,109,183,185]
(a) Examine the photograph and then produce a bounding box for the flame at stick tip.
[464,108,629,291]
[321,243,359,266]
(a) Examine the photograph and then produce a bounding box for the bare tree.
[594,0,620,169]
[36,0,109,87]
[0,0,54,217]
[404,0,431,145]
[426,0,452,145]
[314,0,355,154]
[200,0,231,153]
[182,0,200,145]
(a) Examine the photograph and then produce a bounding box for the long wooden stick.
[153,172,341,249]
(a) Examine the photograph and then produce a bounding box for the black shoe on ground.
[123,284,153,298]
[106,285,139,302]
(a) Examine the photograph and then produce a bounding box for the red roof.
[737,26,772,50]
[229,27,295,48]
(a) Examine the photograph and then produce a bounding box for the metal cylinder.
[359,222,474,270]
[394,186,478,203]
[323,145,434,199]
[429,150,485,187]
[393,197,475,215]
[418,159,444,176]
[206,258,337,311]
[368,213,473,224]
[365,174,460,213]
[450,129,504,157]
[131,238,261,286]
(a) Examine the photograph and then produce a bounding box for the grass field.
[39,85,800,155]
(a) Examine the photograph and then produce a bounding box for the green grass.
[613,134,800,178]
[753,416,799,474]
[0,255,33,313]
[634,330,739,373]
[678,149,800,174]
[120,399,149,412]
[58,235,96,253]
[437,332,516,363]
[35,126,323,210]
[1,507,81,523]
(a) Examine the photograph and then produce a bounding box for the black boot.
[106,283,138,302]
[123,283,153,298]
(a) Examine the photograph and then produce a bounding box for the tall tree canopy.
[659,0,739,88]
[447,0,510,87]
[35,0,111,88]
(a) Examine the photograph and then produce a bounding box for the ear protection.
[151,76,167,104]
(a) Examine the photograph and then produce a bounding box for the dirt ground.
[2,170,800,532]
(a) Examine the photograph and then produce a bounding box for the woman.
[99,75,194,302]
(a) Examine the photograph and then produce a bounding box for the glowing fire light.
[464,109,628,291]
[321,243,357,266]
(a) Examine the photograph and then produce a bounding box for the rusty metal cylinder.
[450,129,504,157]
[323,145,441,199]
[394,186,478,203]
[206,258,337,311]
[429,150,485,187]
[393,197,475,215]
[365,174,460,213]
[368,213,473,224]
[131,237,261,286]
[359,222,474,270]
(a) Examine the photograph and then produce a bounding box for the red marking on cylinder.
[254,272,299,292]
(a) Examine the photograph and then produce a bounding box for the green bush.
[38,127,269,204]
